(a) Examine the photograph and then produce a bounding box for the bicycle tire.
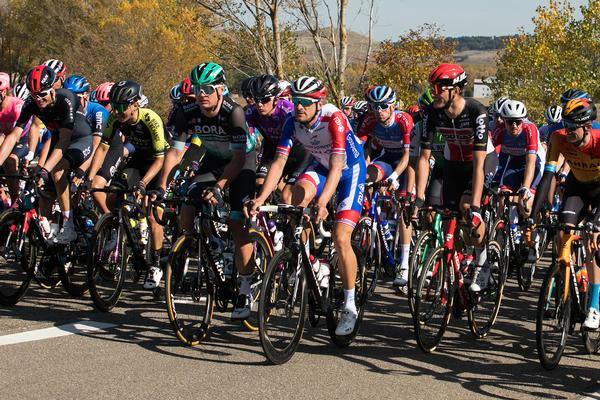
[242,229,272,331]
[467,241,507,338]
[352,217,378,298]
[408,229,436,318]
[326,244,367,348]
[165,234,214,346]
[413,245,454,353]
[87,214,127,312]
[258,249,307,365]
[0,209,34,306]
[536,262,571,370]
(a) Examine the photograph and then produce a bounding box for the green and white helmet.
[190,62,225,86]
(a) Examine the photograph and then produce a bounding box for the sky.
[343,0,589,39]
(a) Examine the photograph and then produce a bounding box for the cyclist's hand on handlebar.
[244,198,262,218]
[313,201,329,224]
[467,206,483,230]
[148,187,165,202]
[202,185,223,206]
[386,171,400,191]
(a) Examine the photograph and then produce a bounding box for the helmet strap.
[573,126,590,148]
[443,88,454,110]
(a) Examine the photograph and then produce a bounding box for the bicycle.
[0,174,94,305]
[257,204,367,364]
[536,218,600,370]
[413,210,506,352]
[164,194,267,344]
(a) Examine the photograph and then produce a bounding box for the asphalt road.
[1,257,599,400]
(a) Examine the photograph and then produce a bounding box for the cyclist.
[350,100,369,134]
[0,65,92,243]
[278,80,292,101]
[240,76,255,108]
[167,62,257,320]
[165,77,197,142]
[539,105,563,147]
[415,63,496,293]
[247,74,309,203]
[358,85,414,287]
[86,80,168,289]
[248,75,366,335]
[530,98,600,329]
[489,96,509,132]
[42,59,67,89]
[0,72,23,142]
[340,96,356,119]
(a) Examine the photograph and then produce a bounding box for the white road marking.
[582,386,600,400]
[0,321,116,346]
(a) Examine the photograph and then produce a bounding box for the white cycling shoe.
[335,309,358,336]
[143,266,163,290]
[469,263,491,292]
[583,308,600,330]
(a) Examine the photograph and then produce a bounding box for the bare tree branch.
[358,0,374,89]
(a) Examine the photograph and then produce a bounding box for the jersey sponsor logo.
[475,114,487,140]
[83,145,91,157]
[346,135,360,158]
[194,124,227,135]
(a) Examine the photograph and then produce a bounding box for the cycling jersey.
[16,88,91,140]
[0,96,23,135]
[101,108,168,159]
[246,99,293,142]
[173,96,249,159]
[277,104,363,173]
[539,122,562,144]
[411,120,446,167]
[421,98,492,162]
[358,110,413,162]
[168,101,200,141]
[545,128,600,183]
[85,101,109,137]
[544,120,600,142]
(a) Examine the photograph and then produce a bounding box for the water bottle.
[310,256,330,290]
[551,192,561,212]
[39,217,52,240]
[381,220,393,242]
[268,220,283,251]
[510,223,521,244]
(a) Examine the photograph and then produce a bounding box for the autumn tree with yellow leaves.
[495,0,600,121]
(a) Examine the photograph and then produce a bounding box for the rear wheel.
[60,209,97,297]
[408,229,436,317]
[0,210,34,306]
[413,246,454,353]
[258,249,307,365]
[536,262,571,370]
[352,217,378,298]
[165,235,214,346]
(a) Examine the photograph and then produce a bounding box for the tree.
[371,23,456,106]
[495,0,600,121]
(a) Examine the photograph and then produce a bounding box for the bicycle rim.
[408,230,436,318]
[0,210,34,306]
[243,230,272,331]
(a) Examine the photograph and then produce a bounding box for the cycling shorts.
[442,153,498,211]
[560,174,600,226]
[370,160,407,190]
[49,134,92,169]
[297,161,366,229]
[492,154,542,192]
[257,144,311,185]
[11,135,29,160]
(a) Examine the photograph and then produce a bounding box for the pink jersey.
[0,96,24,135]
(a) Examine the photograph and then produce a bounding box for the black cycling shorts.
[442,152,498,211]
[49,134,92,169]
[257,143,310,185]
[560,174,600,226]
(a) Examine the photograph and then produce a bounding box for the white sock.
[400,244,410,270]
[475,246,487,267]
[509,205,519,226]
[239,274,253,297]
[62,210,72,222]
[343,288,357,314]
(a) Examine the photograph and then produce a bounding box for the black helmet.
[250,74,280,100]
[240,77,254,98]
[109,80,141,104]
[562,98,597,124]
[560,88,591,105]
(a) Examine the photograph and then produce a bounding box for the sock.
[589,283,600,311]
[343,288,357,314]
[62,210,72,223]
[400,244,410,270]
[475,246,487,267]
[152,250,161,267]
[239,274,253,297]
[509,205,519,226]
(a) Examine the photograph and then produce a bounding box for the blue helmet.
[560,88,591,105]
[64,74,90,94]
[89,90,98,103]
[366,85,396,104]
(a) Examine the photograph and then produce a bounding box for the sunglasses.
[563,120,584,131]
[505,119,523,126]
[111,102,131,113]
[194,84,221,97]
[32,90,52,100]
[254,96,274,105]
[292,97,318,107]
[368,102,392,111]
[430,83,453,95]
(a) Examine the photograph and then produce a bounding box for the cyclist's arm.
[470,150,486,208]
[0,126,23,166]
[26,119,44,161]
[523,153,536,189]
[141,155,164,187]
[217,150,244,190]
[86,143,109,181]
[159,147,184,190]
[393,147,410,176]
[218,106,248,189]
[531,133,560,218]
[522,123,540,189]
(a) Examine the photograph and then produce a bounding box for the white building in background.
[473,77,496,99]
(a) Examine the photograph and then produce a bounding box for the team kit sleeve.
[143,109,167,157]
[524,123,539,154]
[275,116,296,158]
[100,114,117,146]
[57,93,76,130]
[472,104,489,152]
[420,109,435,150]
[397,111,414,148]
[15,100,35,130]
[544,132,561,173]
[228,105,249,152]
[328,111,349,157]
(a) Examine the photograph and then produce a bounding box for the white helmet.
[492,96,510,115]
[500,100,527,119]
[12,82,30,100]
[544,105,562,124]
[277,80,291,97]
[340,96,356,108]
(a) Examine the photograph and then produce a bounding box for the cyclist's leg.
[6,136,28,203]
[92,138,123,214]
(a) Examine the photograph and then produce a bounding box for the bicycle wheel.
[87,214,127,312]
[517,257,536,291]
[582,328,600,354]
[165,235,214,346]
[467,241,507,338]
[258,249,307,365]
[536,262,571,370]
[60,210,96,297]
[243,229,272,331]
[352,217,378,298]
[413,245,454,353]
[408,229,436,317]
[326,244,367,348]
[0,210,35,306]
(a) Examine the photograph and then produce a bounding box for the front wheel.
[408,230,436,318]
[0,210,34,306]
[242,230,271,331]
[536,262,571,370]
[258,249,307,365]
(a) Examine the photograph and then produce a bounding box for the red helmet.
[0,72,10,91]
[26,65,57,93]
[291,76,327,99]
[429,63,467,87]
[95,82,115,103]
[180,77,194,96]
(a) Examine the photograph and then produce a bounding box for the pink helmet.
[95,82,114,103]
[0,72,10,91]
